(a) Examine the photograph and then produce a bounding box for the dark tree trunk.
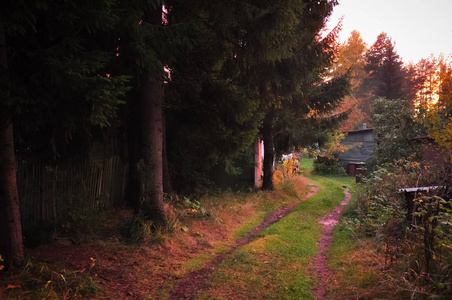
[162,110,172,194]
[262,113,275,191]
[0,19,24,267]
[136,7,167,228]
[139,66,167,228]
[126,92,141,211]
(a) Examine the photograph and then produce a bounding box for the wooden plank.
[17,157,126,231]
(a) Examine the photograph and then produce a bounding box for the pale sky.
[327,0,452,64]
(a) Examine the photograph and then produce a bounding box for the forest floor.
[0,165,354,299]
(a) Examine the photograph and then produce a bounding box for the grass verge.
[326,171,413,299]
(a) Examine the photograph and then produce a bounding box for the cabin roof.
[342,128,374,134]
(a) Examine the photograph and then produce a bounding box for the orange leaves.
[89,257,96,270]
[0,254,4,271]
[7,285,21,289]
[411,162,421,169]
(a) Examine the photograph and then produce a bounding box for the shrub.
[312,156,347,176]
[350,158,452,296]
[120,212,154,243]
[273,155,301,185]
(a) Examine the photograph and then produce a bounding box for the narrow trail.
[312,188,352,300]
[168,185,319,300]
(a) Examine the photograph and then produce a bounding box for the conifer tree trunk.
[0,19,24,267]
[137,7,167,228]
[262,113,275,191]
[162,112,172,194]
[126,95,141,210]
[139,68,166,227]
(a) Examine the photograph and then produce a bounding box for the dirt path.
[168,185,320,300]
[312,188,351,300]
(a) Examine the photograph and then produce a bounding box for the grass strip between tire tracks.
[188,160,355,300]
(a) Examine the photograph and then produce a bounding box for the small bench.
[398,186,439,223]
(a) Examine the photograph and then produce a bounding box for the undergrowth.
[328,158,452,299]
[0,257,98,299]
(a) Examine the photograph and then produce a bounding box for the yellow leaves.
[425,107,452,149]
[325,132,357,155]
[44,280,52,288]
[273,170,284,186]
[274,155,300,185]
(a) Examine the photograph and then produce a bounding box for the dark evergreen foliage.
[273,74,351,158]
[251,0,348,190]
[1,0,132,265]
[363,33,407,101]
[5,0,129,163]
[313,156,346,176]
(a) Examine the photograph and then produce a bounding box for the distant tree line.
[333,31,451,131]
[336,32,452,297]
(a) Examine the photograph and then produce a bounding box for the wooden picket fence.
[17,156,126,231]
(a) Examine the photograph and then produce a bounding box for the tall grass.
[327,162,452,299]
[0,257,99,299]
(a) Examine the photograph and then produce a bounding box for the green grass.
[324,172,386,298]
[232,178,306,240]
[299,157,314,173]
[181,253,213,273]
[194,159,355,299]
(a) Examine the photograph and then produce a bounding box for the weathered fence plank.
[17,157,126,231]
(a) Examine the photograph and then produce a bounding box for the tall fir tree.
[137,6,166,227]
[252,0,345,190]
[364,33,406,101]
[0,0,128,265]
[162,0,276,193]
[273,74,350,159]
[112,1,169,227]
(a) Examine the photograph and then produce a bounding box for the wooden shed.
[336,126,375,176]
